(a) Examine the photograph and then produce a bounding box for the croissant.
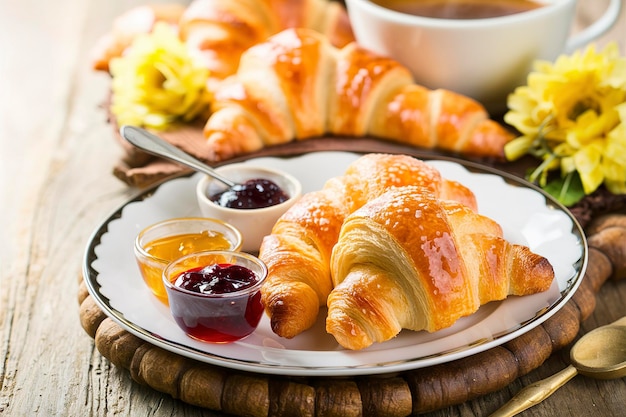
[327,186,555,350]
[204,27,515,161]
[259,153,478,338]
[92,0,354,80]
[91,4,186,72]
[179,0,354,81]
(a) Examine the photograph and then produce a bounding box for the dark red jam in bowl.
[169,263,264,343]
[209,178,289,209]
[174,264,260,294]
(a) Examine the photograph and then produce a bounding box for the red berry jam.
[174,264,259,294]
[170,263,264,343]
[210,178,289,209]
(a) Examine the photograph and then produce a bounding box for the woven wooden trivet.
[78,213,626,417]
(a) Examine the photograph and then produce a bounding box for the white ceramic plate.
[83,151,586,376]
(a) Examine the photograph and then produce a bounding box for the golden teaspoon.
[490,316,626,417]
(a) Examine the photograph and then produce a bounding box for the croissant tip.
[511,246,556,294]
[326,314,373,351]
[265,300,319,339]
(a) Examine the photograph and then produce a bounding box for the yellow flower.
[504,43,626,204]
[109,22,211,129]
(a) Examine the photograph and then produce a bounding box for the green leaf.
[542,172,586,206]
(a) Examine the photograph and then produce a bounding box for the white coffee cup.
[344,0,622,114]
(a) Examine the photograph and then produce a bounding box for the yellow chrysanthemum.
[504,42,626,203]
[109,22,211,129]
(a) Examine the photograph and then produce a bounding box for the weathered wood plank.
[1,0,624,416]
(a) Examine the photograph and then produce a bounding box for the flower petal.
[503,42,626,200]
[109,22,212,129]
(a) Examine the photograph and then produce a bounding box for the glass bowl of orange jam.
[134,217,242,303]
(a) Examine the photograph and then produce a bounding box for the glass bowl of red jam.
[196,164,302,252]
[163,250,268,343]
[134,217,243,303]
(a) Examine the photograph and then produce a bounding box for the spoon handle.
[120,125,236,188]
[488,365,578,417]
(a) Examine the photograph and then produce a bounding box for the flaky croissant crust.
[203,27,515,161]
[259,153,479,339]
[327,186,555,350]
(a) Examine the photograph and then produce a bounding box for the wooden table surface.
[1,0,625,416]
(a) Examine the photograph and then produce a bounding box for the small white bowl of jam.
[134,217,243,303]
[196,164,302,252]
[162,250,268,343]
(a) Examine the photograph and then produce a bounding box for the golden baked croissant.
[259,153,478,338]
[92,0,353,79]
[327,186,555,350]
[179,0,354,80]
[204,27,515,161]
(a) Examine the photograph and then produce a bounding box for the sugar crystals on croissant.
[327,186,555,350]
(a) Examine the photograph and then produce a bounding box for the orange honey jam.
[135,224,241,304]
[145,231,232,260]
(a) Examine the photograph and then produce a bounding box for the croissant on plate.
[327,186,555,350]
[204,27,515,161]
[258,153,478,338]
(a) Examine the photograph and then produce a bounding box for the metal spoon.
[120,125,237,188]
[490,316,626,417]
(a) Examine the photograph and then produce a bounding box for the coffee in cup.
[371,0,543,20]
[345,0,622,114]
